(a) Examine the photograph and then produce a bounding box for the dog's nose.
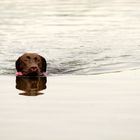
[30,66,38,72]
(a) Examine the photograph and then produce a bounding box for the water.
[0,0,140,75]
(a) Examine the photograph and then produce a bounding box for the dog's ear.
[15,57,22,72]
[40,56,47,72]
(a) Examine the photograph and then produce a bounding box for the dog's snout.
[29,66,38,72]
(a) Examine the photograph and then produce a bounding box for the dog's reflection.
[16,76,47,96]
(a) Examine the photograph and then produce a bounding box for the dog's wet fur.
[16,53,47,76]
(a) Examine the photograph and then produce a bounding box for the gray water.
[0,0,140,75]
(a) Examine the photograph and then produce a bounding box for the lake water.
[0,0,140,75]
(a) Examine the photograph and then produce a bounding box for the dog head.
[16,53,47,76]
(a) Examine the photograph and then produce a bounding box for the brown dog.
[16,53,47,76]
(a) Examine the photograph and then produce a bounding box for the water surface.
[0,0,140,75]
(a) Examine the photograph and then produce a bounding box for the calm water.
[0,0,140,75]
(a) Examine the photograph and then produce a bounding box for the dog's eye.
[34,57,40,62]
[26,56,31,59]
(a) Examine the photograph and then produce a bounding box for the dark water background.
[0,0,140,75]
